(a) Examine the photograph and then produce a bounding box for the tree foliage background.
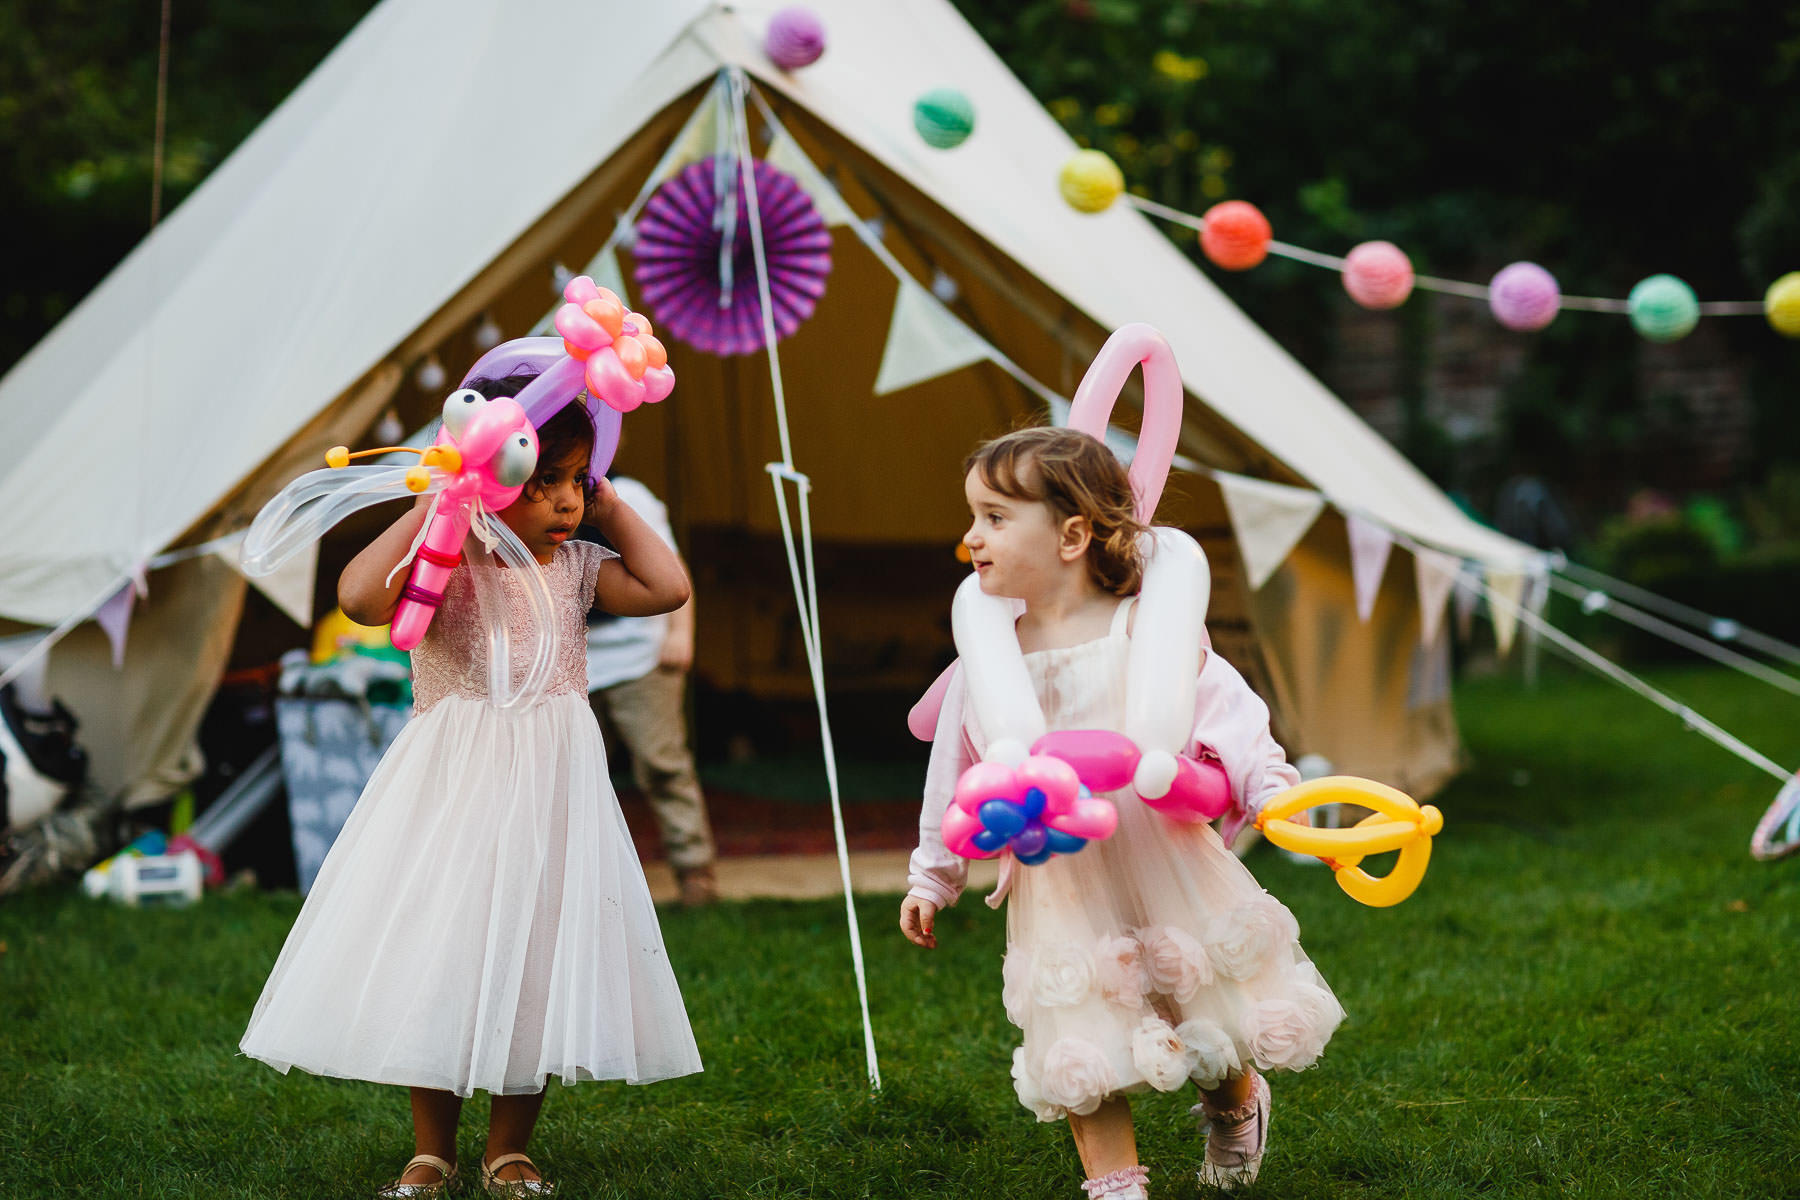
[4,0,1798,543]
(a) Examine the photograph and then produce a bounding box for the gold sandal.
[376,1153,457,1199]
[481,1152,555,1197]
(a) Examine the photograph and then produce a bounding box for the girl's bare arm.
[589,479,691,617]
[338,497,431,625]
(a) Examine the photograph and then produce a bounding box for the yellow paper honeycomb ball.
[1765,272,1800,338]
[1059,150,1124,214]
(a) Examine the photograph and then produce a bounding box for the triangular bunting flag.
[94,569,147,669]
[1345,515,1394,623]
[653,85,724,188]
[591,245,631,308]
[873,277,994,396]
[1413,547,1461,647]
[1525,563,1551,625]
[220,534,317,629]
[1215,472,1326,590]
[1486,568,1526,656]
[1453,564,1481,640]
[1521,562,1551,676]
[764,129,859,228]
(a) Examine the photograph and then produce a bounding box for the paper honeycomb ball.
[1342,241,1414,309]
[1764,272,1800,338]
[1059,150,1124,213]
[1199,201,1271,271]
[766,7,826,70]
[913,88,976,149]
[1628,274,1700,342]
[1489,261,1560,331]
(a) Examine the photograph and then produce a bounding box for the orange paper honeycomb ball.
[1199,201,1271,271]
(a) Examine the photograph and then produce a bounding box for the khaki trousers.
[591,668,715,871]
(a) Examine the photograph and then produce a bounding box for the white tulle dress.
[241,540,702,1096]
[908,599,1343,1121]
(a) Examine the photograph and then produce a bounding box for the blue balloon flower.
[979,798,1027,837]
[972,828,1008,853]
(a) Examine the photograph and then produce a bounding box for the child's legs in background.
[1068,1096,1137,1177]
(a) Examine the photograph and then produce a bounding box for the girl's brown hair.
[965,426,1147,595]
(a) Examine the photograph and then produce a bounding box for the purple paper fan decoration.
[632,156,833,357]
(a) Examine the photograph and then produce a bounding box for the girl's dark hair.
[964,426,1147,595]
[464,370,596,503]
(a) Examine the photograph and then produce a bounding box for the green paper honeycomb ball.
[913,88,976,149]
[1628,274,1700,343]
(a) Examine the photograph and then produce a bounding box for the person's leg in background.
[596,668,717,905]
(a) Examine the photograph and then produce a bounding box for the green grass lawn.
[3,664,1798,1198]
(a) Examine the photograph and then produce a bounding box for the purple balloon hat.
[461,337,622,480]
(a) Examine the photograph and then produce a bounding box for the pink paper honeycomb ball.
[1342,241,1414,310]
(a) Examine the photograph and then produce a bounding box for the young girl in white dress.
[901,428,1343,1198]
[241,385,702,1199]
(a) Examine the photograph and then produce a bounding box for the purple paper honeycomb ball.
[766,7,826,70]
[1489,262,1561,332]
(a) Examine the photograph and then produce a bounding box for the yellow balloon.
[421,444,462,473]
[310,607,392,663]
[1255,776,1443,908]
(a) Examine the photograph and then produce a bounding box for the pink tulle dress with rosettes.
[242,540,701,1096]
[908,597,1342,1121]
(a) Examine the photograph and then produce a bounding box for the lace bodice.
[992,597,1136,746]
[410,540,614,714]
[1018,633,1132,739]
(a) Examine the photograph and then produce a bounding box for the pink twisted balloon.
[552,276,675,413]
[388,391,541,651]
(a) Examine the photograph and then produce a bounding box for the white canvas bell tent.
[0,0,1537,809]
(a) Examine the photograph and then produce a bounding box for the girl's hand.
[899,896,939,949]
[585,476,621,526]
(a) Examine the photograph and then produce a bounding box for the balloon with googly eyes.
[241,285,676,710]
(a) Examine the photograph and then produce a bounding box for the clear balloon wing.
[464,503,559,710]
[242,465,446,577]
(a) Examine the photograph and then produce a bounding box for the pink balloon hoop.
[1063,323,1183,523]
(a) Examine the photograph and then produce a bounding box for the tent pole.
[730,70,880,1092]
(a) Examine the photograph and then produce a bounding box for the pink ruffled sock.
[1080,1164,1149,1200]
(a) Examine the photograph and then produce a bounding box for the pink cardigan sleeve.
[1189,651,1301,844]
[906,664,975,910]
